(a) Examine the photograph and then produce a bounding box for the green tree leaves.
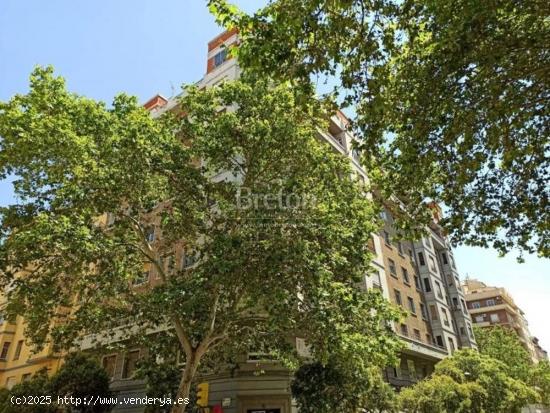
[209,0,550,257]
[0,68,402,408]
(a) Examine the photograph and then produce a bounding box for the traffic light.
[196,382,209,407]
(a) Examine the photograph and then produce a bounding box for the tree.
[209,0,549,258]
[474,325,532,381]
[397,349,539,413]
[50,353,113,412]
[529,360,550,408]
[0,368,57,413]
[291,357,396,412]
[0,68,402,412]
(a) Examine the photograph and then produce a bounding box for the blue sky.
[1,0,548,351]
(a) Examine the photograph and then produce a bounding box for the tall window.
[423,278,431,292]
[383,230,391,245]
[401,267,410,284]
[472,302,480,309]
[122,350,140,379]
[486,299,495,306]
[214,49,227,67]
[394,289,402,306]
[417,252,426,266]
[414,275,421,290]
[441,252,448,264]
[102,355,117,379]
[400,324,408,336]
[0,342,10,360]
[407,297,416,314]
[388,259,397,276]
[430,305,438,321]
[448,337,456,352]
[428,256,437,272]
[397,241,404,255]
[435,281,443,298]
[13,340,23,361]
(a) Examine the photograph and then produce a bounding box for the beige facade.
[0,314,63,389]
[463,279,546,363]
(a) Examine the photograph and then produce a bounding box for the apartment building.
[0,314,63,389]
[378,206,477,389]
[463,279,546,363]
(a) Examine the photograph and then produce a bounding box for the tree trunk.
[171,351,200,413]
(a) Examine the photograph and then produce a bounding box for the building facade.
[463,279,547,363]
[379,207,476,389]
[0,314,63,389]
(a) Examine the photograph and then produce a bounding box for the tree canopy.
[0,67,402,411]
[474,325,533,381]
[397,349,539,413]
[209,0,550,258]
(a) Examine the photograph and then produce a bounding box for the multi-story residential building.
[532,337,549,361]
[463,278,546,363]
[0,313,63,389]
[379,206,476,389]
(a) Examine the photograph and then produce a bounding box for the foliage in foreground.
[398,349,539,413]
[291,357,396,413]
[0,68,402,411]
[209,0,549,258]
[474,325,533,381]
[0,353,112,413]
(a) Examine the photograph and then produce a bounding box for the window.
[461,299,467,314]
[392,365,401,378]
[22,373,31,382]
[420,303,428,320]
[213,48,227,67]
[460,326,466,336]
[490,313,500,323]
[486,299,495,306]
[441,252,448,265]
[472,301,481,309]
[452,297,459,309]
[428,256,437,272]
[442,308,450,326]
[414,275,421,290]
[475,315,485,323]
[418,252,426,266]
[407,359,417,380]
[122,350,140,379]
[467,324,474,338]
[435,281,443,298]
[423,278,431,292]
[448,337,456,352]
[407,297,416,314]
[430,305,438,321]
[383,230,391,245]
[13,340,23,361]
[397,241,404,255]
[408,249,414,260]
[394,289,402,306]
[426,334,432,344]
[400,324,408,336]
[436,335,444,347]
[413,329,421,341]
[401,267,410,284]
[0,342,10,360]
[102,355,117,379]
[388,259,397,276]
